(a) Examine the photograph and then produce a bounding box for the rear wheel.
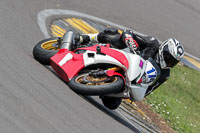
[68,73,124,95]
[33,37,60,65]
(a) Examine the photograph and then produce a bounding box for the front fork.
[99,67,135,101]
[91,67,130,98]
[89,67,121,77]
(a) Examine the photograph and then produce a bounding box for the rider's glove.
[124,34,139,50]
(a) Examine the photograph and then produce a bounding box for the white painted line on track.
[37,9,146,38]
[116,109,142,132]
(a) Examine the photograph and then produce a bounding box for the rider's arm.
[134,33,160,59]
[121,30,160,50]
[121,30,139,51]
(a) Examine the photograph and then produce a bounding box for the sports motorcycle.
[33,31,159,110]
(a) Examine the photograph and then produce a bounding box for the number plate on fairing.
[144,61,158,85]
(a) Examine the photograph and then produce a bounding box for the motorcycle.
[33,31,159,110]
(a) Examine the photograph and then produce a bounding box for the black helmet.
[159,38,184,69]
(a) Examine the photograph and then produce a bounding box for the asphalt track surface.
[0,0,200,133]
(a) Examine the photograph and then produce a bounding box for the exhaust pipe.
[60,30,74,50]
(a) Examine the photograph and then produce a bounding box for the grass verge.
[144,63,200,133]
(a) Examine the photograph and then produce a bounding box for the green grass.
[145,63,200,133]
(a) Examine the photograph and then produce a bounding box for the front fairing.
[50,45,129,82]
[127,58,160,101]
[125,54,145,81]
[112,49,145,81]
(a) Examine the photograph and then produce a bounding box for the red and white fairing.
[50,32,158,101]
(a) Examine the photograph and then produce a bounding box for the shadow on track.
[83,96,141,133]
[43,65,141,132]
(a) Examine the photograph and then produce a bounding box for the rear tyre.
[102,96,122,110]
[68,73,124,95]
[33,37,59,65]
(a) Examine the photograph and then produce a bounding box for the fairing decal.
[83,50,125,69]
[50,49,85,82]
[80,45,129,68]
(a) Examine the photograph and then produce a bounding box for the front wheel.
[33,37,60,65]
[68,73,124,95]
[102,96,122,110]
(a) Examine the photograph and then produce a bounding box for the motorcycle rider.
[74,28,185,96]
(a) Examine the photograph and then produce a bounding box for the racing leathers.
[76,28,170,96]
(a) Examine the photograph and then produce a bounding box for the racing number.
[147,68,157,78]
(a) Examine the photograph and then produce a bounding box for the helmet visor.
[163,45,179,68]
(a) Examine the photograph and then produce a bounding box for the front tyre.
[33,37,60,65]
[102,96,122,110]
[68,73,124,95]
